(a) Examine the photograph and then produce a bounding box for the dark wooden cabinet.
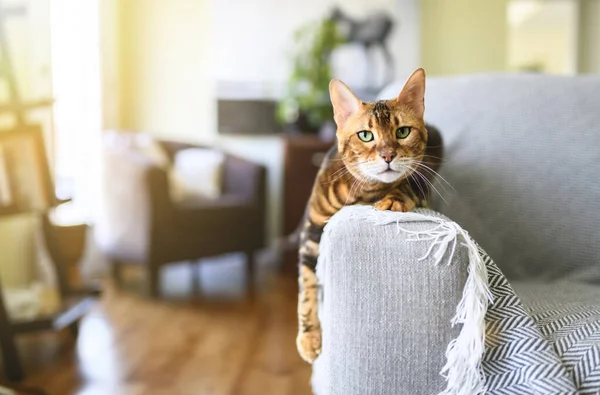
[281,135,333,272]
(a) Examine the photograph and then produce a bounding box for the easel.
[0,2,99,387]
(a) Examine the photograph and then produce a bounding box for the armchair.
[95,134,266,298]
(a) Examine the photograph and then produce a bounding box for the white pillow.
[170,148,225,202]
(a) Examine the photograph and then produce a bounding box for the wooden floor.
[0,261,312,395]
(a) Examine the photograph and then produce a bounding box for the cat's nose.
[379,151,396,163]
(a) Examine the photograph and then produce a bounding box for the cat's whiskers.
[412,169,439,200]
[322,169,350,185]
[396,159,447,201]
[327,165,351,179]
[402,157,450,185]
[419,154,446,163]
[323,160,369,185]
[324,164,358,185]
[408,171,427,200]
[413,160,453,187]
[327,160,359,179]
[343,172,368,207]
[415,168,453,197]
[412,161,455,193]
[355,174,370,202]
[344,178,360,207]
[393,161,422,191]
[411,167,449,205]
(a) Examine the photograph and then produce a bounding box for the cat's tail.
[274,221,303,252]
[274,208,311,255]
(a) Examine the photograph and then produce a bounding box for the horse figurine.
[330,7,396,93]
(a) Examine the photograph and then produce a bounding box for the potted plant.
[277,18,345,136]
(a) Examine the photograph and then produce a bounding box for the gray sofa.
[311,74,600,394]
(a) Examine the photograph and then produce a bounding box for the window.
[50,0,102,220]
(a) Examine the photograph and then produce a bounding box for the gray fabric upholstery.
[311,208,467,395]
[380,74,600,283]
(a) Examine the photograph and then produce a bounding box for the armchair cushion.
[173,195,254,233]
[170,148,225,201]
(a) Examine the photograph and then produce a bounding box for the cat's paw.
[296,328,322,363]
[374,198,408,212]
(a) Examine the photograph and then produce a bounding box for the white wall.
[507,0,579,74]
[101,0,120,129]
[578,0,600,73]
[421,0,507,76]
[119,0,214,144]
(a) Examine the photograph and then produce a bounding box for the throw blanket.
[481,262,575,394]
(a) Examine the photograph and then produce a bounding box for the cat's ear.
[329,79,361,129]
[396,68,426,118]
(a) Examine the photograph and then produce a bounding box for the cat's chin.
[372,169,404,183]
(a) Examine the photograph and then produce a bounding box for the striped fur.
[296,69,440,362]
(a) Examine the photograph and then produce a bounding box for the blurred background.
[0,0,596,394]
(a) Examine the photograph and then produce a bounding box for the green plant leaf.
[277,17,346,129]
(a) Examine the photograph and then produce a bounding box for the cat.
[296,68,442,363]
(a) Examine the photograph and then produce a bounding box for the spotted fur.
[296,68,441,363]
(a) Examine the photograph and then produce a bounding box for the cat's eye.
[396,127,411,139]
[357,130,374,142]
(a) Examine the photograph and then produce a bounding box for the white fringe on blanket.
[323,206,493,395]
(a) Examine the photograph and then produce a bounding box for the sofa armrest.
[311,207,468,395]
[95,146,173,263]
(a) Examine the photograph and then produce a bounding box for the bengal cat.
[297,68,441,363]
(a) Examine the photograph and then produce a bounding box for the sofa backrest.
[380,74,600,283]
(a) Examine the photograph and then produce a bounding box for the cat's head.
[329,68,427,184]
